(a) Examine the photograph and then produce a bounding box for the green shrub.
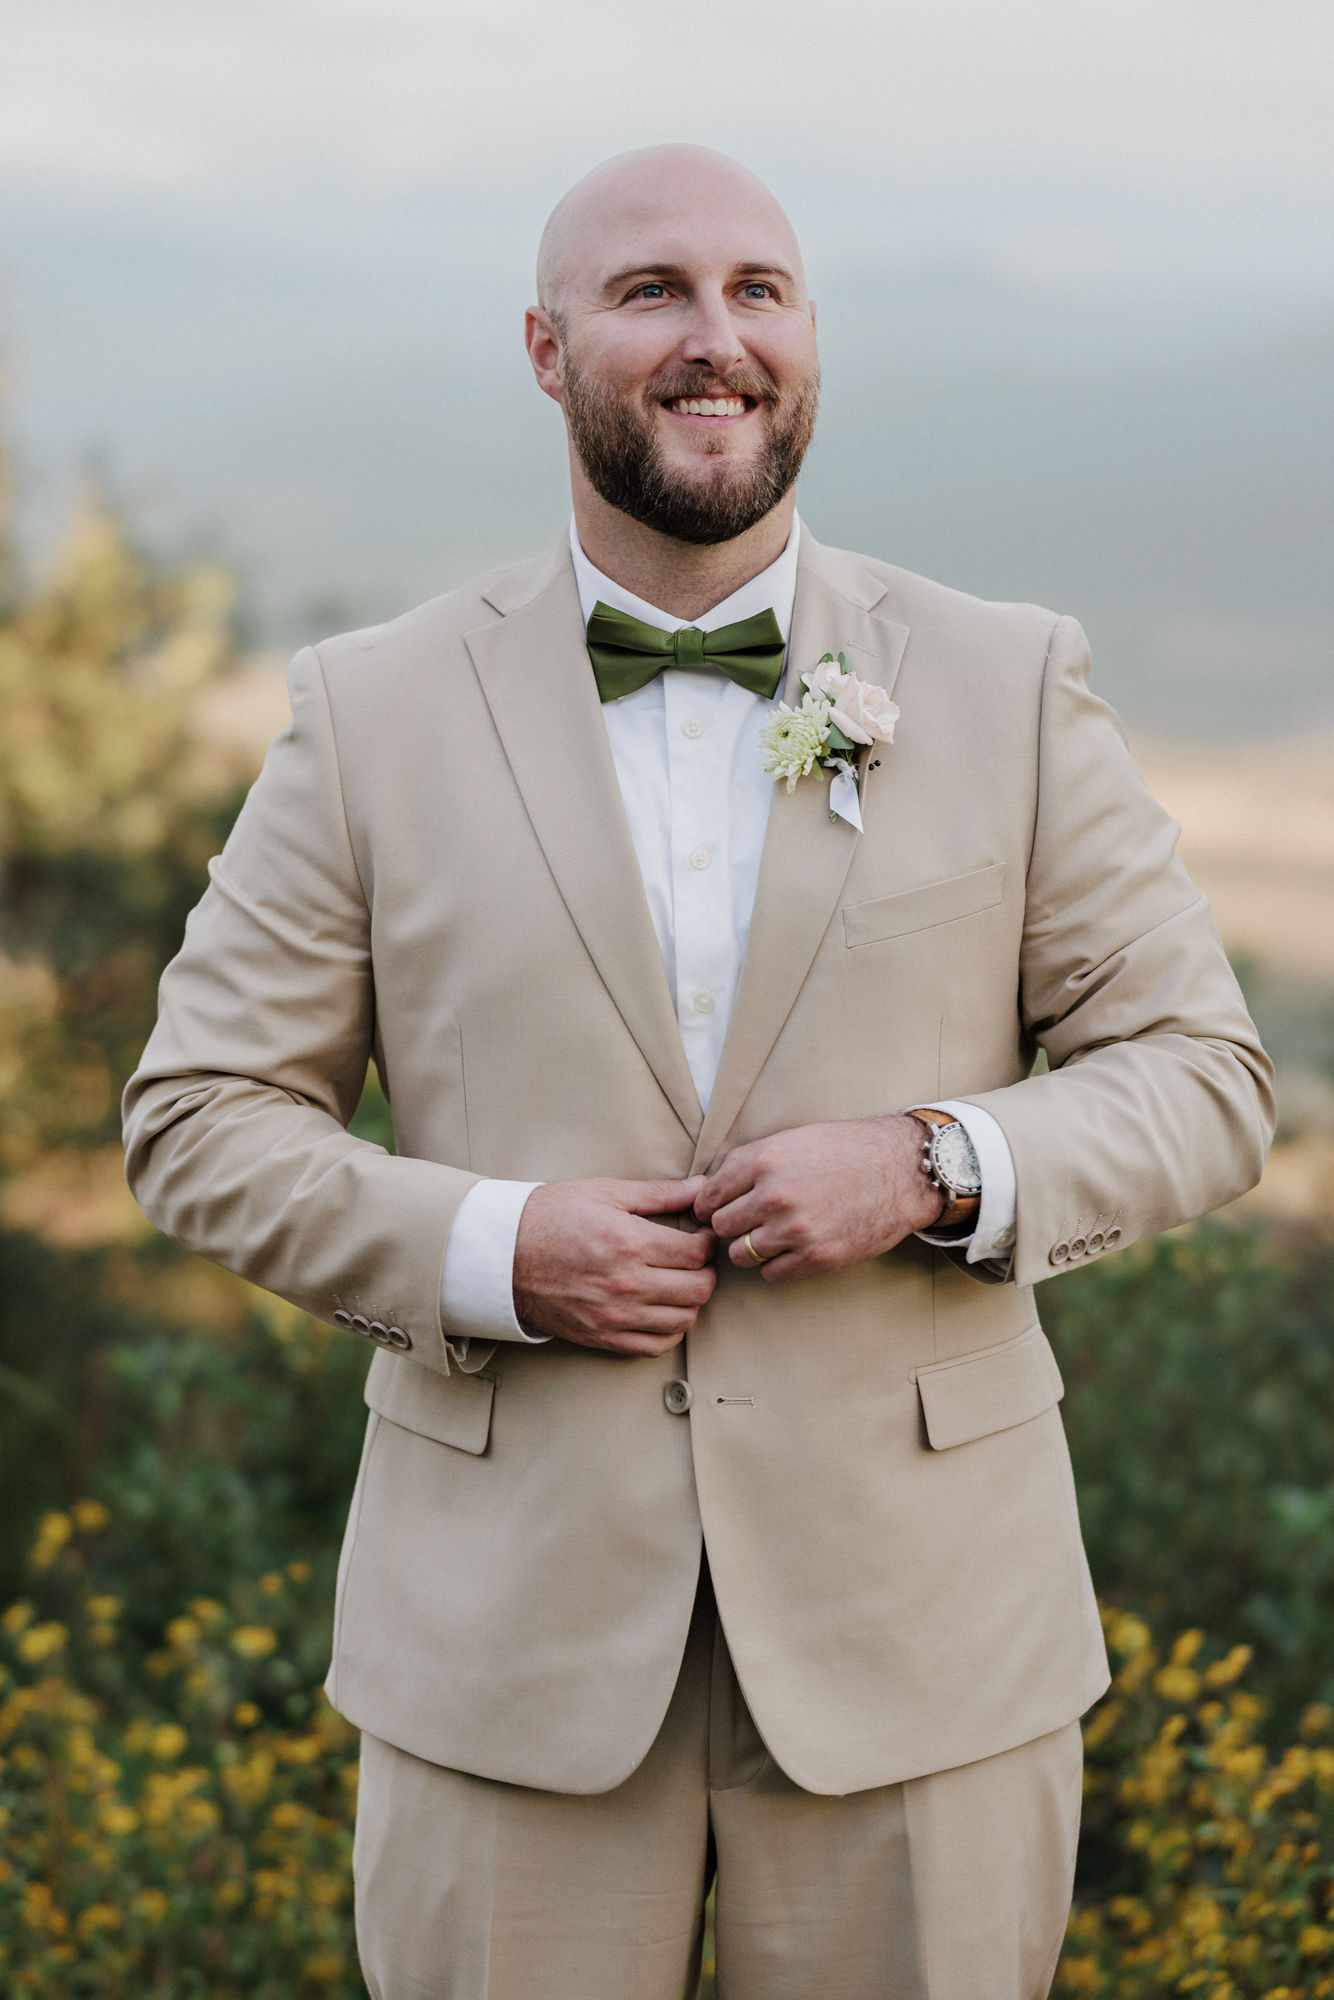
[1046,1226,1334,1740]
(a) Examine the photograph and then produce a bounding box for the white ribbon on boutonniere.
[758,651,899,830]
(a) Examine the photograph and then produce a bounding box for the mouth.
[661,393,756,423]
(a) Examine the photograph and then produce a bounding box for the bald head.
[536,146,807,320]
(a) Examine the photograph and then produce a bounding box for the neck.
[570,465,795,621]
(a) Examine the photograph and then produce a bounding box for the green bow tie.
[585,601,786,703]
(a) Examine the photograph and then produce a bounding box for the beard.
[560,354,819,546]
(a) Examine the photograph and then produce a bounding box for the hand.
[513,1177,718,1356]
[693,1114,944,1282]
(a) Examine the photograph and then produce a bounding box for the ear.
[525,306,565,406]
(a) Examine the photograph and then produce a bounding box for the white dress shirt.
[438,519,1017,1347]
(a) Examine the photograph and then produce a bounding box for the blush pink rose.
[830,673,899,746]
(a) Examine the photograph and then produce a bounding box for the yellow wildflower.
[84,1594,121,1622]
[28,1512,72,1569]
[188,1597,226,1628]
[1,1601,34,1635]
[231,1624,278,1659]
[99,1804,139,1836]
[75,1903,121,1939]
[1106,1612,1152,1659]
[1302,1704,1334,1738]
[287,1560,311,1581]
[1203,1645,1252,1689]
[1300,1926,1334,1957]
[165,1616,201,1649]
[269,1800,307,1830]
[303,1951,346,1982]
[71,1499,110,1532]
[232,1700,261,1729]
[150,1722,188,1761]
[259,1570,284,1596]
[17,1621,68,1664]
[1154,1663,1201,1703]
[129,1888,168,1924]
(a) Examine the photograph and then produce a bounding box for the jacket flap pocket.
[843,862,1005,948]
[914,1324,1063,1451]
[364,1349,494,1455]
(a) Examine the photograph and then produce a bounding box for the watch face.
[932,1123,982,1197]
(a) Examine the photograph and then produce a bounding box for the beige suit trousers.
[353,1563,1082,2000]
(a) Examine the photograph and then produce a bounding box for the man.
[123,147,1274,1998]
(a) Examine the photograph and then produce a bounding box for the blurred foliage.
[1045,1227,1334,1742]
[1056,1611,1334,1997]
[0,476,243,1172]
[0,1509,361,1998]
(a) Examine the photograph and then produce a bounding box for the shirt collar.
[568,513,800,645]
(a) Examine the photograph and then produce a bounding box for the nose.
[679,287,746,379]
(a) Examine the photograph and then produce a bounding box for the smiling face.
[529,148,820,547]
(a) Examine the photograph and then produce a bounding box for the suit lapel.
[466,546,703,1143]
[691,532,911,1171]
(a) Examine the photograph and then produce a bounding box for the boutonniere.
[759,652,899,830]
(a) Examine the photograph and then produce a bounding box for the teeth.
[670,397,746,416]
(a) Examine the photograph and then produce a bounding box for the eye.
[633,282,668,300]
[741,282,773,301]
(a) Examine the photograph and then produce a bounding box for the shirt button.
[689,847,711,871]
[692,991,716,1015]
[993,1224,1015,1252]
[682,718,704,739]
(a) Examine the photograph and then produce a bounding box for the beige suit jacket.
[123,529,1273,1797]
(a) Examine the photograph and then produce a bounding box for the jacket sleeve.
[122,645,479,1377]
[956,615,1275,1290]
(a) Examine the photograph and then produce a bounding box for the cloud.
[2,0,1332,191]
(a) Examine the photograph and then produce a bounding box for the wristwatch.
[908,1108,982,1230]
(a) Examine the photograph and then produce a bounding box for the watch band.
[908,1108,982,1231]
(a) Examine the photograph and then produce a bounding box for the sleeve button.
[351,1314,371,1336]
[333,1310,352,1326]
[1069,1237,1087,1258]
[1087,1232,1105,1253]
[1050,1242,1070,1265]
[387,1326,412,1351]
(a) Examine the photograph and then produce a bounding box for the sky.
[1,0,1332,732]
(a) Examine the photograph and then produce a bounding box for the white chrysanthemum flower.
[760,695,831,793]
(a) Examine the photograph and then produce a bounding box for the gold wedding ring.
[743,1231,768,1265]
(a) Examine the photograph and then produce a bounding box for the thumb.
[619,1176,708,1217]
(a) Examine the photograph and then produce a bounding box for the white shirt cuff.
[910,1100,1017,1266]
[439,1178,549,1347]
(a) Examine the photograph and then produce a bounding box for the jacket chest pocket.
[844,862,1005,948]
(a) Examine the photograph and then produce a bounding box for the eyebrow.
[600,260,797,296]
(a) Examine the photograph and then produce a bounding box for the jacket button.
[386,1326,412,1351]
[1050,1242,1070,1265]
[1069,1236,1087,1258]
[664,1379,693,1414]
[369,1321,391,1344]
[333,1310,352,1326]
[1105,1226,1122,1246]
[1087,1231,1105,1253]
[351,1314,371,1337]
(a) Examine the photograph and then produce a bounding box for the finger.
[609,1302,703,1337]
[637,1224,718,1269]
[693,1150,759,1221]
[727,1226,788,1271]
[619,1176,708,1218]
[598,1329,688,1357]
[707,1192,769,1242]
[633,1263,717,1308]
